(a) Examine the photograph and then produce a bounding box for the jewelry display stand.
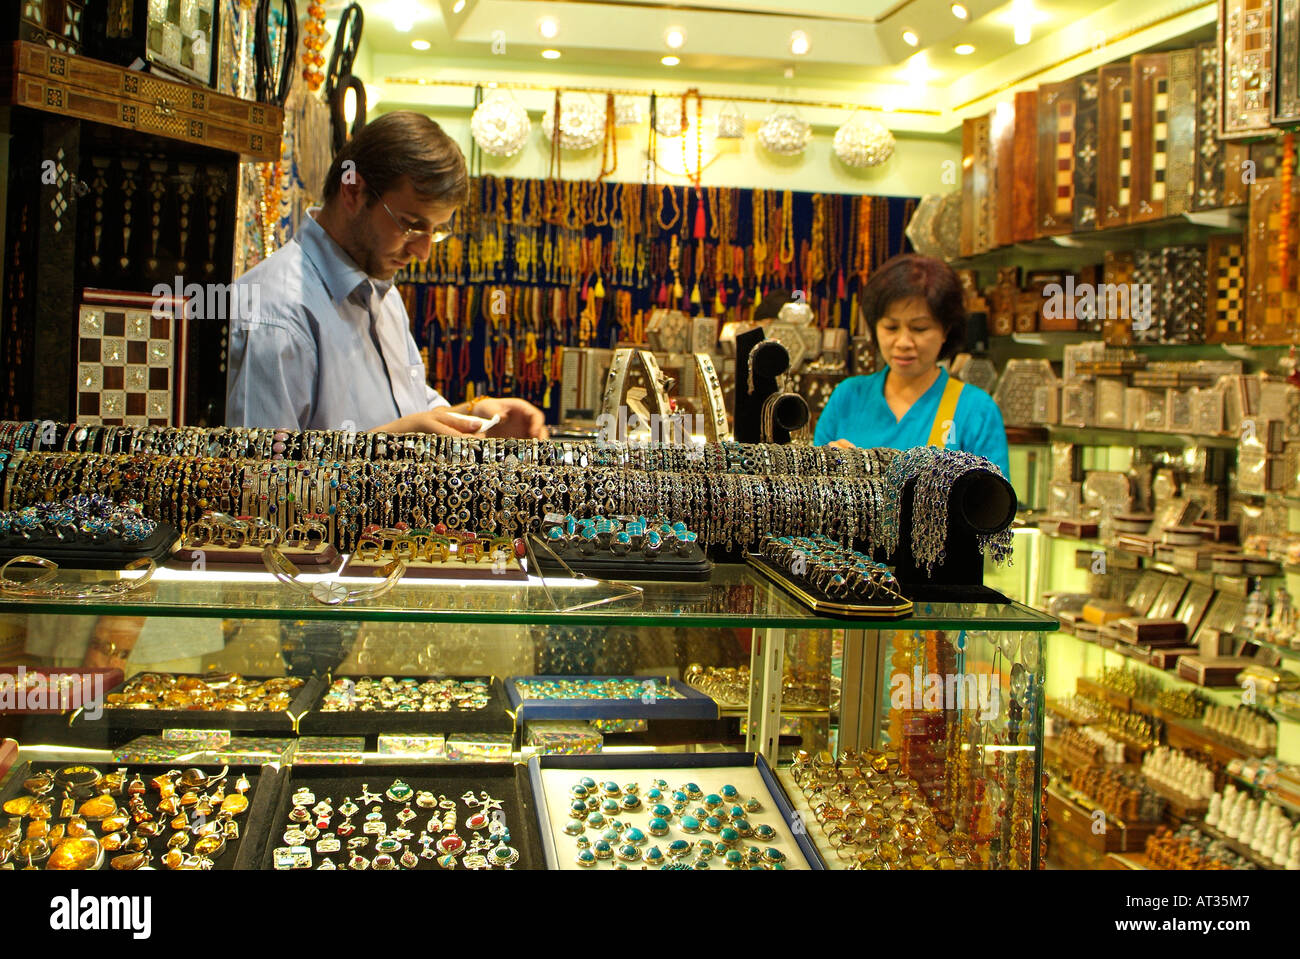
[296,677,514,738]
[505,676,719,721]
[734,331,809,444]
[0,523,178,569]
[84,674,326,734]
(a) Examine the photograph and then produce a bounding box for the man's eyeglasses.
[370,188,454,244]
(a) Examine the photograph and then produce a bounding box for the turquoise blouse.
[813,366,1011,479]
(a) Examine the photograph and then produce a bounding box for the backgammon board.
[1098,63,1134,228]
[960,112,992,256]
[1246,177,1300,345]
[1206,234,1247,344]
[1131,53,1170,223]
[76,289,187,426]
[1219,0,1276,140]
[1013,90,1039,242]
[1037,81,1077,236]
[1273,0,1300,124]
[1073,72,1100,231]
[1103,250,1136,346]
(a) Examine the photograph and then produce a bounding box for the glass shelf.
[0,562,1059,631]
[1007,425,1238,449]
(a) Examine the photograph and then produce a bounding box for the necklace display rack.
[734,330,809,445]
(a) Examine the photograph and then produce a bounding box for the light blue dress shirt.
[813,366,1010,479]
[225,209,448,430]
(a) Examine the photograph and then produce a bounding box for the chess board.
[76,289,186,426]
[1196,43,1229,210]
[1037,81,1076,236]
[1098,64,1133,228]
[1246,177,1300,345]
[1218,0,1276,139]
[1131,53,1170,223]
[1102,250,1136,346]
[1206,234,1246,343]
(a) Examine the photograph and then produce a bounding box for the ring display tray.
[342,555,528,582]
[83,673,326,734]
[528,752,825,870]
[0,524,179,569]
[0,761,284,871]
[743,554,913,619]
[257,761,543,870]
[296,676,513,737]
[505,675,719,721]
[531,544,713,582]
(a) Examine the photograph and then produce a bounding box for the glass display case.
[0,562,1055,870]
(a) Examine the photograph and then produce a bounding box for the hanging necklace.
[779,190,795,265]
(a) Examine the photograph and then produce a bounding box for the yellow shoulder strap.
[927,376,964,447]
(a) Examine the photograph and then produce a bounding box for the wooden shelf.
[0,41,282,161]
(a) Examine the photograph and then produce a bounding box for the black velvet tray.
[83,674,326,734]
[744,554,913,619]
[170,543,341,571]
[258,762,543,870]
[296,676,514,737]
[531,543,713,582]
[0,761,284,871]
[0,524,179,569]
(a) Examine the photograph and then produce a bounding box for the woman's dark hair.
[754,288,793,322]
[861,254,967,361]
[321,111,469,207]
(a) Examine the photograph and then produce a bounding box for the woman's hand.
[828,438,856,450]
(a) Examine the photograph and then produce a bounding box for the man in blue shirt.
[226,111,546,438]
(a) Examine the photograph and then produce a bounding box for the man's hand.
[377,409,484,436]
[828,438,856,450]
[472,397,549,439]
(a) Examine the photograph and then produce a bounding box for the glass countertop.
[0,562,1059,630]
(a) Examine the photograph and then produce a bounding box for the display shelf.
[0,562,1060,631]
[1194,820,1284,870]
[1044,425,1237,449]
[951,205,1247,270]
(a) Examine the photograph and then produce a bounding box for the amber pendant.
[111,851,151,870]
[220,794,249,816]
[193,834,225,858]
[101,815,130,833]
[136,821,164,837]
[162,849,186,869]
[46,824,65,844]
[47,837,103,870]
[27,800,52,820]
[79,794,118,820]
[157,796,180,816]
[126,835,149,852]
[179,791,200,808]
[2,797,33,816]
[170,812,189,831]
[23,772,54,796]
[101,831,128,851]
[166,832,189,850]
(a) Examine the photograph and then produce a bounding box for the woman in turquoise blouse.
[814,254,1011,479]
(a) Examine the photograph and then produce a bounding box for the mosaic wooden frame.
[1205,233,1247,343]
[1218,0,1276,140]
[1037,80,1077,236]
[1246,176,1300,344]
[1098,63,1134,228]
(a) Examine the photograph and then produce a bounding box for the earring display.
[529,755,819,869]
[263,766,536,870]
[0,762,270,871]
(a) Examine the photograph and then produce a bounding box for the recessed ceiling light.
[661,55,680,66]
[541,49,562,60]
[664,27,686,49]
[790,30,810,56]
[411,39,431,51]
[951,3,968,18]
[954,43,975,55]
[538,16,559,39]
[902,30,919,46]
[453,0,466,12]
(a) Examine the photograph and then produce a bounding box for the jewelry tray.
[257,761,544,870]
[341,555,528,582]
[296,676,514,737]
[504,675,720,722]
[0,524,179,569]
[527,753,826,870]
[170,542,341,571]
[0,761,286,871]
[743,554,913,619]
[530,544,714,582]
[80,673,328,734]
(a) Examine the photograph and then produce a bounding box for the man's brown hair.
[321,111,469,207]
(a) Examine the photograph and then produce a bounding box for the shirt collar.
[875,364,949,400]
[297,207,392,304]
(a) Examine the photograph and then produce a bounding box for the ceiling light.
[538,16,559,39]
[664,27,686,49]
[951,3,968,18]
[541,49,561,59]
[954,43,975,55]
[662,55,680,66]
[902,30,919,47]
[411,39,431,51]
[453,0,466,11]
[1013,0,1034,44]
[386,0,420,32]
[790,30,810,56]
